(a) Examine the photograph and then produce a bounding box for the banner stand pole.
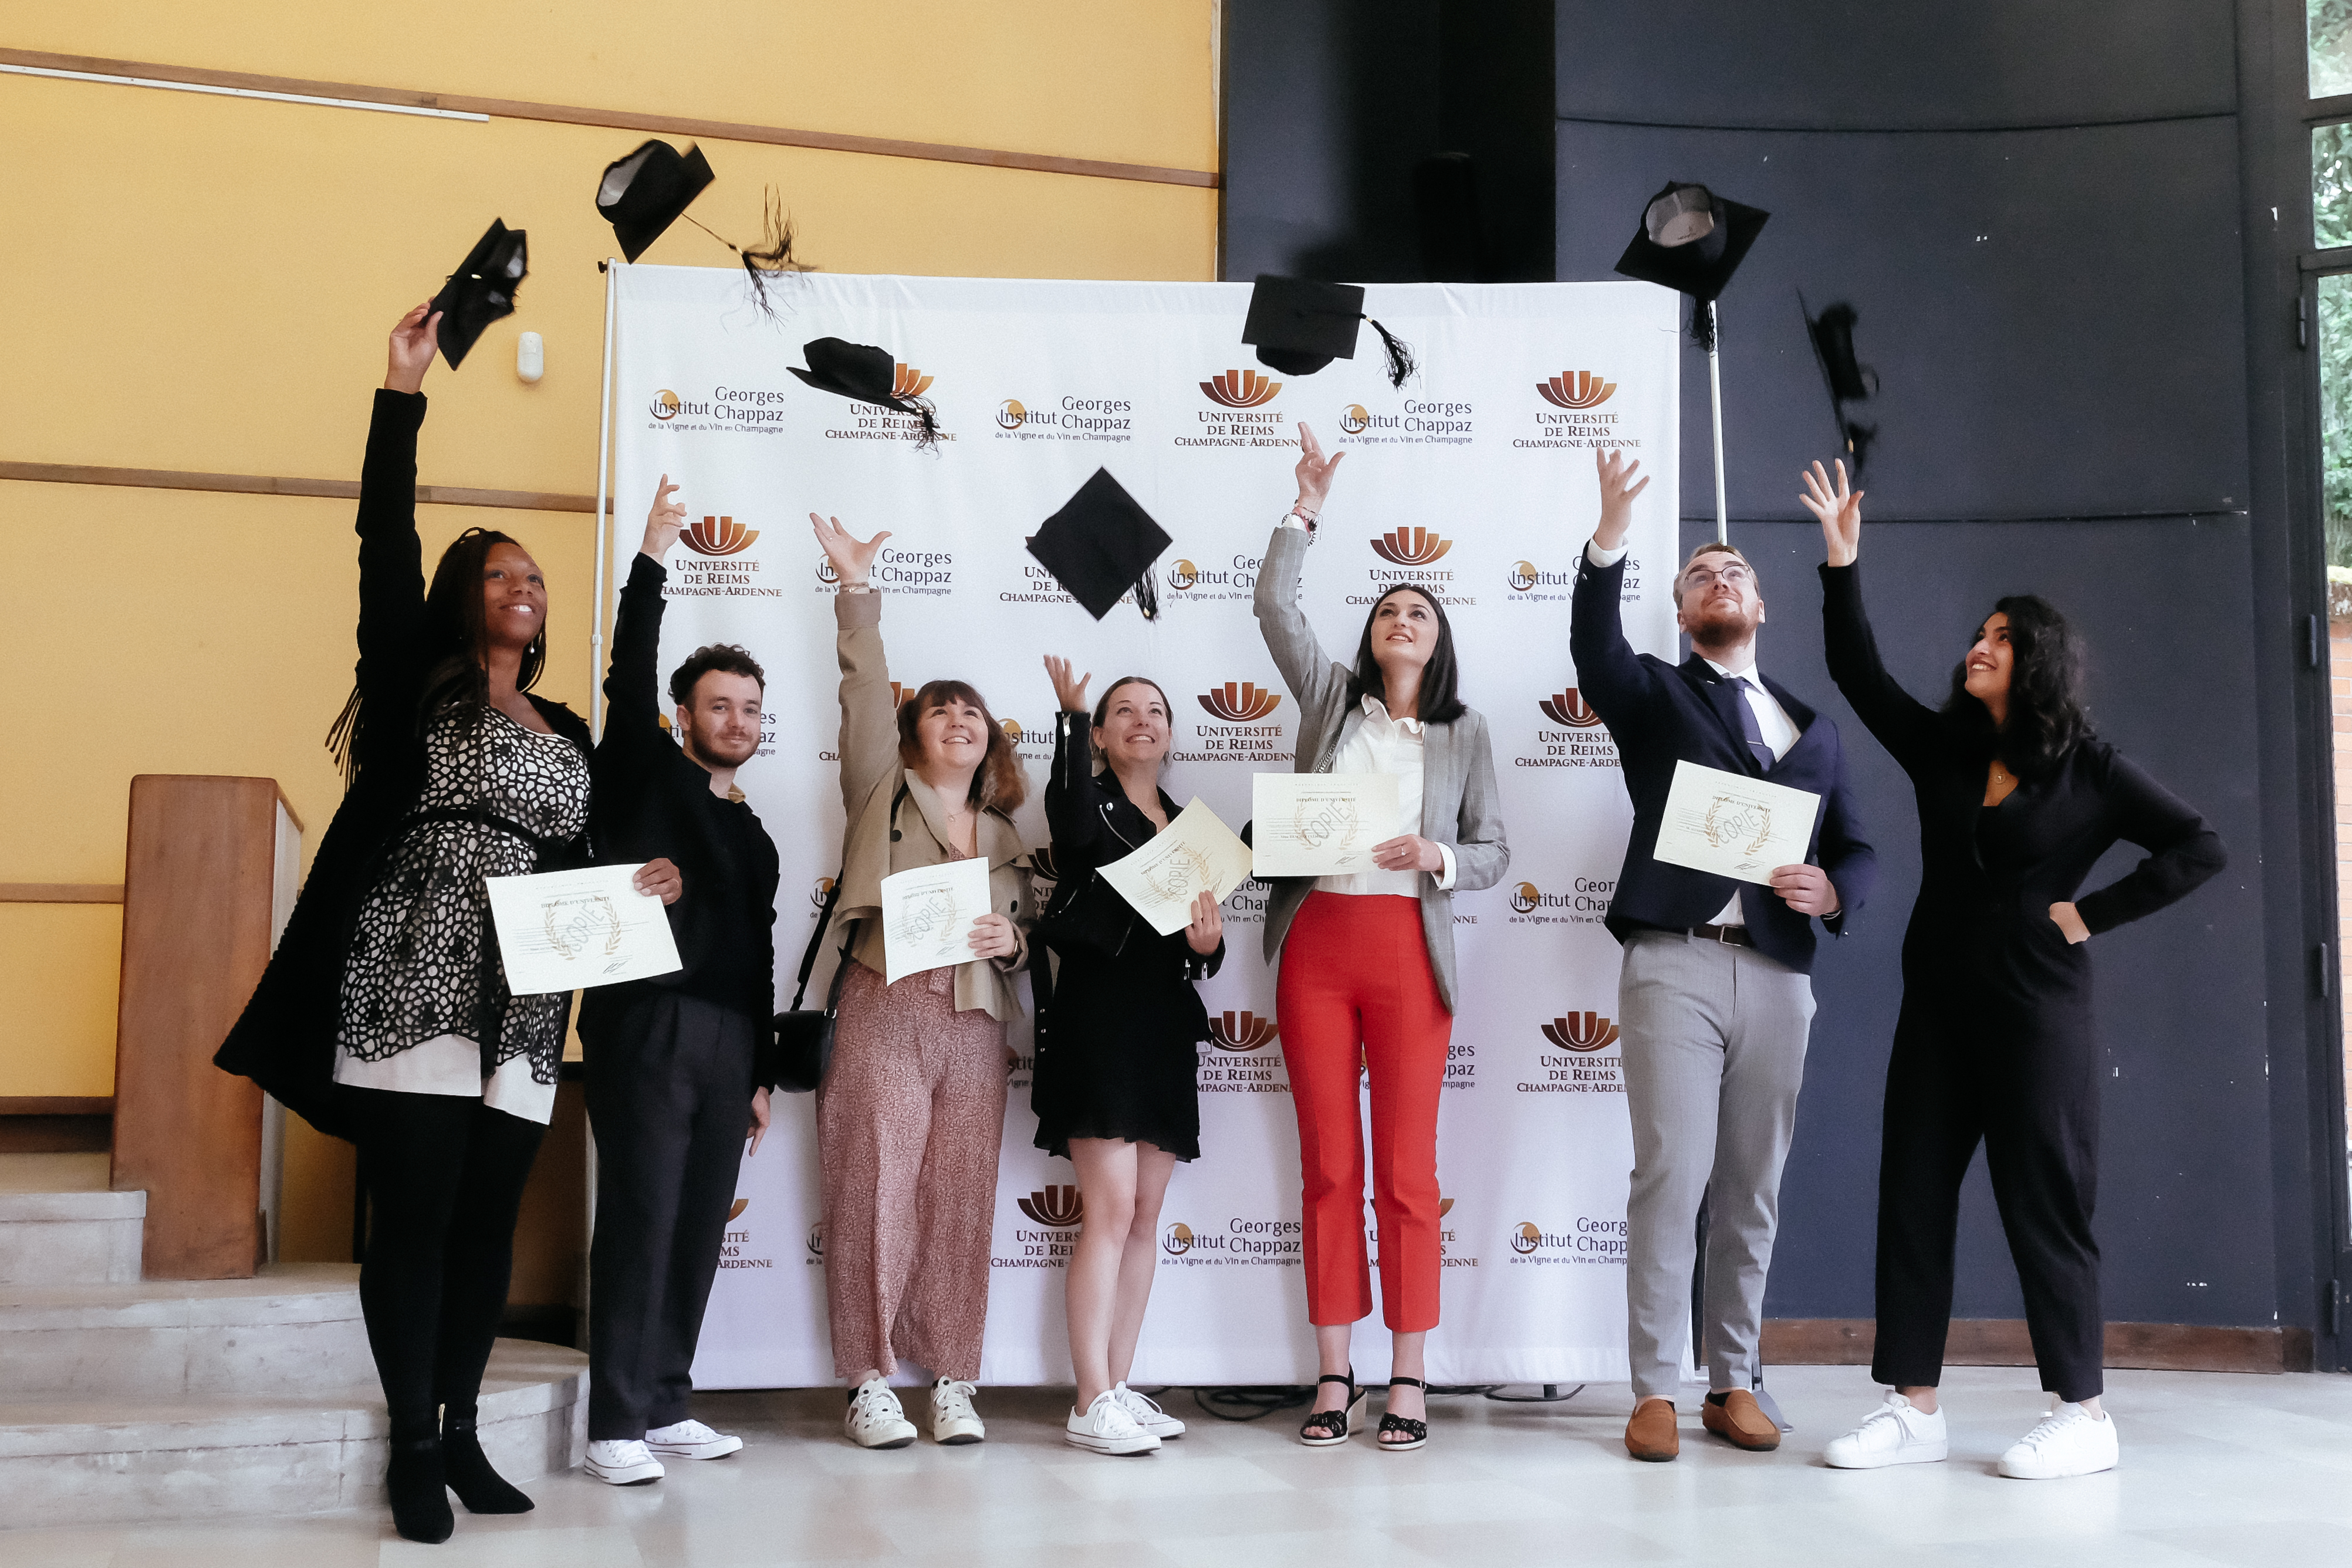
[590,258,619,742]
[1707,300,1728,546]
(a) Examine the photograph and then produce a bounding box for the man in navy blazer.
[1569,450,1875,1463]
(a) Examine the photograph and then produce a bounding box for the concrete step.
[0,1263,371,1399]
[0,1337,586,1529]
[0,1153,144,1285]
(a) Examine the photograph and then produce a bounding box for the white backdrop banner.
[606,267,1682,1388]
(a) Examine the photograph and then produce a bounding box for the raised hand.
[810,511,893,588]
[1593,449,1650,552]
[1293,423,1346,512]
[384,301,442,395]
[640,474,686,561]
[1043,654,1092,715]
[1798,459,1864,566]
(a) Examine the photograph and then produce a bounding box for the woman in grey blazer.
[1253,424,1509,1450]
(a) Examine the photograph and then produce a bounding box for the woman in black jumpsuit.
[1802,461,2225,1478]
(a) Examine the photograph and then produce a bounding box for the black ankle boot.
[442,1414,534,1514]
[386,1436,455,1544]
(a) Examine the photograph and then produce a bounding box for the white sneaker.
[1822,1391,1949,1469]
[1997,1399,2118,1479]
[644,1418,743,1460]
[1112,1383,1186,1439]
[930,1377,986,1445]
[583,1438,665,1485]
[844,1378,918,1449]
[1065,1390,1162,1455]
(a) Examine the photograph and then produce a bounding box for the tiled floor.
[6,1366,2350,1565]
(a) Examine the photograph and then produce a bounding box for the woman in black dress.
[1801,460,2225,1481]
[216,303,678,1543]
[1032,656,1225,1455]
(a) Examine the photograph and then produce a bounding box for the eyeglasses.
[1682,563,1752,591]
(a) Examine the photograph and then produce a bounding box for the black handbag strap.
[790,782,915,1011]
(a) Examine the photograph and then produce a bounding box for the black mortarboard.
[1802,293,1879,474]
[788,337,940,449]
[1026,468,1172,620]
[431,220,528,370]
[1242,275,1418,387]
[596,140,715,262]
[1612,183,1769,305]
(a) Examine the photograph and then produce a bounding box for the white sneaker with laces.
[1997,1399,2118,1479]
[930,1377,986,1445]
[844,1378,918,1450]
[1822,1391,1949,1469]
[1112,1382,1186,1439]
[1066,1390,1161,1455]
[584,1438,665,1485]
[644,1418,743,1460]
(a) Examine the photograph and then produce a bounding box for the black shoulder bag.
[772,872,849,1093]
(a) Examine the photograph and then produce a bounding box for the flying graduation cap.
[593,139,805,315]
[1613,182,1769,347]
[430,219,528,370]
[1026,467,1172,620]
[1802,294,1878,475]
[788,337,941,450]
[1242,276,1418,387]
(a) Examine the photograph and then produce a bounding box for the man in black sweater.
[579,476,780,1486]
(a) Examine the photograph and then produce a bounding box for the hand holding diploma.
[1095,797,1252,935]
[485,863,685,995]
[1650,759,1823,887]
[1250,773,1401,878]
[880,858,1010,982]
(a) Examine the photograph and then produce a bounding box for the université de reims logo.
[1201,368,1282,407]
[682,515,759,556]
[1198,682,1282,722]
[1370,527,1452,566]
[1540,1012,1620,1052]
[893,363,935,400]
[1536,370,1617,410]
[1208,1010,1278,1050]
[1539,688,1602,727]
[1016,1185,1084,1226]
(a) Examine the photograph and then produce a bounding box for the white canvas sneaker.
[844,1378,918,1450]
[584,1438,665,1485]
[1113,1383,1186,1439]
[1997,1400,2119,1479]
[1066,1390,1162,1455]
[644,1418,743,1460]
[1823,1391,1949,1469]
[930,1377,986,1445]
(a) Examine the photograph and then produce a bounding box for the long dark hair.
[896,679,1029,813]
[326,528,548,784]
[1346,585,1466,725]
[1942,594,2091,778]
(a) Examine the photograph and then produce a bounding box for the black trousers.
[584,992,757,1440]
[1871,992,2104,1403]
[350,1087,548,1442]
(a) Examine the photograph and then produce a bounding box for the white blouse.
[335,1033,558,1124]
[1314,694,1460,899]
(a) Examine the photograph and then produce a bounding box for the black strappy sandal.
[1378,1376,1429,1451]
[1298,1370,1367,1447]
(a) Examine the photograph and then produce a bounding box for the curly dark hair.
[1346,585,1467,725]
[668,643,766,707]
[1942,594,2091,778]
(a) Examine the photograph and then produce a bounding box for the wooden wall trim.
[0,48,1221,190]
[0,1097,114,1116]
[1763,1317,2296,1375]
[0,461,601,515]
[0,882,125,904]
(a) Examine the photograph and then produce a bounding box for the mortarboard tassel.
[1366,317,1417,388]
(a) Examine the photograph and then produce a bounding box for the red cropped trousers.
[1275,891,1451,1333]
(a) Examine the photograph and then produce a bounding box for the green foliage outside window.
[2315,0,2352,97]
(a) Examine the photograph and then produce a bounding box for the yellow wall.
[0,2,1218,1266]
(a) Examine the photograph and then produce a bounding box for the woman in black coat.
[214,303,677,1542]
[1801,461,2226,1482]
[1032,656,1224,1455]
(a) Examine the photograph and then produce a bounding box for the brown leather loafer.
[1625,1398,1679,1461]
[1701,1388,1782,1451]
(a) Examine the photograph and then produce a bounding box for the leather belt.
[1690,923,1753,946]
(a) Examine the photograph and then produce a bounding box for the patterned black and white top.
[334,704,591,1111]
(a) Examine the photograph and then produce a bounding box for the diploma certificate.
[1650,759,1823,884]
[1250,772,1401,878]
[1096,797,1255,936]
[879,857,993,984]
[484,864,685,996]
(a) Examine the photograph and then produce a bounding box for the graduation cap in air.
[1242,275,1418,387]
[789,337,941,450]
[1802,293,1879,475]
[1614,183,1768,348]
[430,220,528,370]
[1026,467,1172,620]
[593,140,805,316]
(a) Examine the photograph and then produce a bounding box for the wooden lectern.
[111,775,302,1279]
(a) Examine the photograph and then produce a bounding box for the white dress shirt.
[1316,694,1459,898]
